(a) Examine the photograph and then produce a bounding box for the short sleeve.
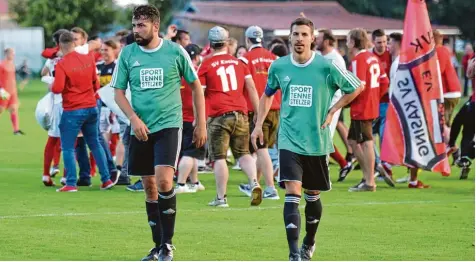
[264,62,279,96]
[329,60,361,94]
[177,46,198,84]
[110,49,129,90]
[351,59,367,86]
[243,63,252,79]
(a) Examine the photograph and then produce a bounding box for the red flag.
[381,0,450,175]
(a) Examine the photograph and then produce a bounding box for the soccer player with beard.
[251,18,362,260]
[112,5,206,261]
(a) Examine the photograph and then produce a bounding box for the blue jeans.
[59,107,110,186]
[372,103,389,165]
[97,99,117,173]
[268,143,279,170]
[75,137,91,180]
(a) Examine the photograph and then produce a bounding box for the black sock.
[116,165,122,172]
[177,183,185,186]
[303,192,322,246]
[145,200,161,248]
[158,189,177,245]
[284,194,301,255]
[345,153,354,162]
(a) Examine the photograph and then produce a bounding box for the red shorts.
[0,93,18,109]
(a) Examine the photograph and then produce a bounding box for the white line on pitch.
[0,199,472,220]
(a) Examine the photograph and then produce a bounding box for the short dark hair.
[271,44,288,57]
[52,29,69,45]
[290,17,315,35]
[171,30,189,43]
[115,29,130,38]
[59,32,75,45]
[133,5,160,23]
[372,29,386,40]
[104,39,118,49]
[318,29,336,46]
[211,42,226,50]
[268,38,286,49]
[389,32,403,45]
[348,28,368,50]
[71,27,88,41]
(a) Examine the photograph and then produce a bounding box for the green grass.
[0,80,474,261]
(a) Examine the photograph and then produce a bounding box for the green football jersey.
[266,52,361,156]
[111,40,197,134]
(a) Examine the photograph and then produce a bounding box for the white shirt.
[389,55,400,98]
[75,43,89,54]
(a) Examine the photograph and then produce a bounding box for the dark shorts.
[279,149,331,191]
[249,110,280,153]
[181,121,206,160]
[348,119,373,144]
[128,128,182,176]
[207,111,249,161]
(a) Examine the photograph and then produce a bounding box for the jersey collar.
[291,51,316,68]
[139,38,164,53]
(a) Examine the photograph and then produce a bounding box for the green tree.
[147,0,190,31]
[9,0,118,47]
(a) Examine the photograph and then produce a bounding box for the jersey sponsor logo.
[289,85,312,107]
[132,61,141,67]
[140,68,164,89]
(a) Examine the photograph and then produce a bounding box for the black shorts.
[128,128,182,176]
[348,119,373,144]
[279,149,331,191]
[181,121,206,160]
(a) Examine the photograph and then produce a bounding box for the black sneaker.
[337,163,353,182]
[141,247,158,261]
[13,130,25,135]
[289,252,301,261]
[116,175,131,185]
[375,164,395,187]
[458,157,472,180]
[300,243,316,261]
[348,179,365,191]
[158,244,175,261]
[76,178,92,187]
[110,170,120,185]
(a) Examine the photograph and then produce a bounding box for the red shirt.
[180,65,199,123]
[198,52,251,117]
[436,46,461,98]
[42,46,60,59]
[240,46,281,111]
[52,51,99,111]
[462,52,474,72]
[0,60,17,96]
[350,50,387,120]
[372,48,392,102]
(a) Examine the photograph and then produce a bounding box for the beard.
[134,30,153,46]
[293,45,305,54]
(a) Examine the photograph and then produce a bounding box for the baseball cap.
[184,44,202,58]
[208,26,229,43]
[245,25,264,43]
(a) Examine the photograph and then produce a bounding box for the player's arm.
[379,72,390,98]
[244,76,259,113]
[51,64,66,94]
[188,80,206,128]
[91,57,100,92]
[41,63,50,77]
[467,58,475,79]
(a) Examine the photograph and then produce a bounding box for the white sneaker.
[193,181,205,191]
[175,184,196,194]
[396,176,410,183]
[208,197,229,207]
[49,167,60,177]
[232,163,242,170]
[60,177,66,186]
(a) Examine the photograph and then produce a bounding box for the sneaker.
[56,185,78,192]
[263,187,280,200]
[60,177,66,186]
[408,180,430,189]
[208,197,229,207]
[238,183,251,197]
[194,181,205,191]
[250,183,263,206]
[158,244,175,261]
[349,180,375,192]
[100,180,114,190]
[198,165,213,174]
[49,166,60,178]
[396,176,409,183]
[13,130,25,135]
[76,178,92,187]
[141,247,158,261]
[42,175,55,187]
[110,170,120,185]
[337,162,353,182]
[126,179,144,192]
[175,184,196,194]
[289,253,301,261]
[457,157,472,180]
[300,243,316,261]
[375,164,395,187]
[232,162,242,170]
[116,175,131,185]
[460,166,471,180]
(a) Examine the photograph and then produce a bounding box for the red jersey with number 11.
[198,52,251,117]
[350,50,388,120]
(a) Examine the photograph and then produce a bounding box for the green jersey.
[265,52,360,156]
[111,40,197,134]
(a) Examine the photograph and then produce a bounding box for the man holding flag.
[381,0,451,184]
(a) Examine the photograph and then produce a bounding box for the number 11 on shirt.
[217,65,238,92]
